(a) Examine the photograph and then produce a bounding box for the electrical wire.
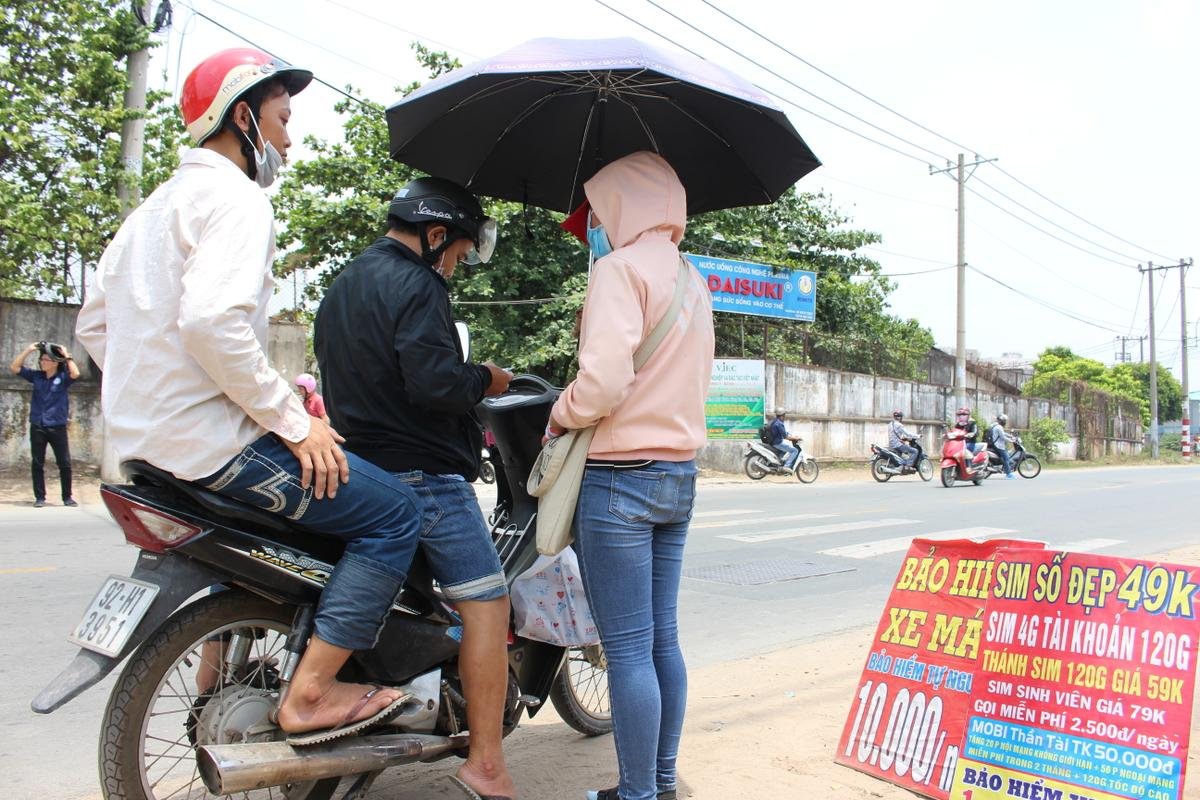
[967,264,1127,334]
[1126,272,1144,337]
[314,0,479,60]
[590,0,938,166]
[818,174,953,211]
[687,0,1176,265]
[180,3,381,110]
[963,185,1136,269]
[636,0,951,164]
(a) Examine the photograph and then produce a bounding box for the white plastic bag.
[510,546,601,647]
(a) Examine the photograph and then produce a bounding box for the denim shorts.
[391,471,507,602]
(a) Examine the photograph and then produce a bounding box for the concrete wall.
[697,360,1121,471]
[1,298,308,469]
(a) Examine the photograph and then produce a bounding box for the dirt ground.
[6,464,1200,799]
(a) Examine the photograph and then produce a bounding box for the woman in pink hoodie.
[547,152,715,800]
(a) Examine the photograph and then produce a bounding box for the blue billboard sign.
[684,254,816,322]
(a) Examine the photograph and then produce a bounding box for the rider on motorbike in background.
[954,406,981,455]
[768,407,800,468]
[989,413,1017,479]
[888,410,917,466]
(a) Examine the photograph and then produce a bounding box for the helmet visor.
[463,217,497,265]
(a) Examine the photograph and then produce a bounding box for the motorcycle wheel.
[917,458,934,482]
[870,458,892,483]
[743,454,770,480]
[796,458,820,483]
[940,466,957,488]
[1018,456,1042,479]
[99,591,339,800]
[972,472,984,486]
[479,460,496,484]
[549,644,612,737]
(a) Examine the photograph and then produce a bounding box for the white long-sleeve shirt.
[76,148,310,480]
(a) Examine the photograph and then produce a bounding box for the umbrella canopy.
[386,37,820,214]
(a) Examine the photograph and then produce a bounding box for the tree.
[274,45,932,384]
[1111,362,1183,422]
[1021,347,1179,426]
[0,0,185,300]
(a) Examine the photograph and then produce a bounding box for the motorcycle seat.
[122,460,302,536]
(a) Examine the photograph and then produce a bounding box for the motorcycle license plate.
[67,575,159,658]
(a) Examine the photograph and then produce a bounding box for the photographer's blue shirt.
[19,367,75,427]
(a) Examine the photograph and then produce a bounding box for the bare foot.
[456,760,517,799]
[276,680,403,734]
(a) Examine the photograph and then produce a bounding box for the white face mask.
[242,111,283,188]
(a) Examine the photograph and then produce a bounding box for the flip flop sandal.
[285,686,411,747]
[448,774,516,800]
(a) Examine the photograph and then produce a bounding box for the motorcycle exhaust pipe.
[197,733,467,795]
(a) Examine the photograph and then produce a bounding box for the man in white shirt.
[76,48,423,742]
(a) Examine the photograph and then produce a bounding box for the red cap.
[561,200,590,243]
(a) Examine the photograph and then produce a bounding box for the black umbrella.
[386,36,820,214]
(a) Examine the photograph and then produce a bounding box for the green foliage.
[1110,362,1183,422]
[0,1,186,300]
[1025,417,1070,461]
[1159,432,1182,453]
[1023,346,1180,426]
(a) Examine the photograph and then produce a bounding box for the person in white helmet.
[76,48,425,742]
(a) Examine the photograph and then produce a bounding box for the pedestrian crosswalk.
[700,512,1124,560]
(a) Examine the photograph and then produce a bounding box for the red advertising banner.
[836,538,1046,798]
[952,549,1200,800]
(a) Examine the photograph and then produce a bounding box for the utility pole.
[930,153,997,407]
[1115,335,1146,363]
[1180,258,1192,459]
[1144,263,1159,458]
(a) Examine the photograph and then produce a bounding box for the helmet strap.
[417,223,471,268]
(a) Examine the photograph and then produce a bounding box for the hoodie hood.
[583,151,686,250]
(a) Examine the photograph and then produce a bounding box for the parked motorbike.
[743,437,820,483]
[982,435,1042,479]
[31,374,609,800]
[478,444,498,484]
[940,427,989,487]
[869,437,933,482]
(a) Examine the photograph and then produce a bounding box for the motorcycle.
[31,374,609,800]
[982,435,1042,479]
[869,437,933,482]
[478,444,498,484]
[939,427,989,487]
[743,437,820,483]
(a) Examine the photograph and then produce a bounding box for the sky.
[148,0,1198,385]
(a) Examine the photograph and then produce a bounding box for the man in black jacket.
[314,177,515,800]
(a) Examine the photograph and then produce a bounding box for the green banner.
[706,359,766,440]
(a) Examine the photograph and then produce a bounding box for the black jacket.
[314,237,492,479]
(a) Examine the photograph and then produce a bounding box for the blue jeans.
[775,440,798,467]
[391,471,507,602]
[997,446,1013,474]
[893,443,916,466]
[198,434,423,651]
[574,460,697,800]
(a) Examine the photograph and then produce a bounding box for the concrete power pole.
[930,153,997,407]
[1144,263,1159,459]
[1181,258,1192,459]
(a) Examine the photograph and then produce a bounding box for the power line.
[180,3,381,110]
[818,174,953,211]
[860,245,954,266]
[314,0,479,61]
[965,218,1132,312]
[967,264,1127,333]
[972,175,1145,263]
[688,0,1175,266]
[963,185,1135,269]
[590,0,937,167]
[635,0,951,164]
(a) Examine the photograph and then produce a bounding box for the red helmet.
[180,48,312,145]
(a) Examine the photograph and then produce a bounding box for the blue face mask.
[586,215,613,260]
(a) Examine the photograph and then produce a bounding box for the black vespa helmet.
[388,177,497,267]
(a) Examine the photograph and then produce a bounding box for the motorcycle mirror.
[454,321,471,363]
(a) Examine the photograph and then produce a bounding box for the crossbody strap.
[632,257,691,371]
